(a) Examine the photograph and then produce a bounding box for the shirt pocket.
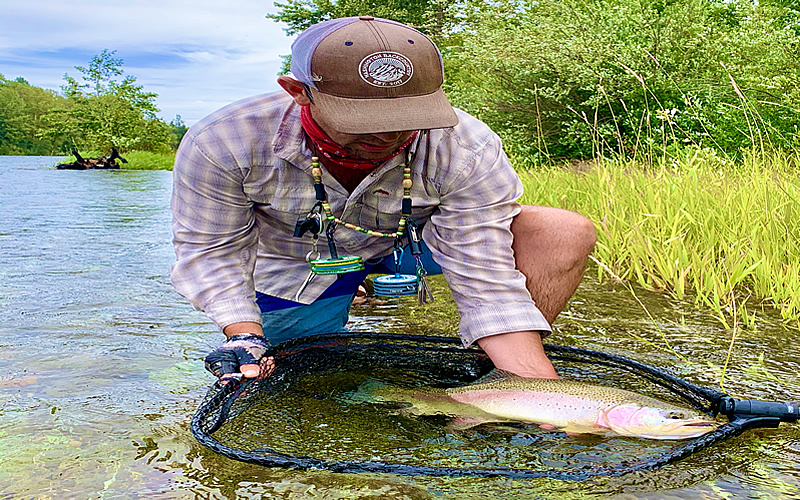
[358,188,405,233]
[358,185,439,231]
[247,182,318,229]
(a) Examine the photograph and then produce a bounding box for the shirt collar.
[273,100,314,170]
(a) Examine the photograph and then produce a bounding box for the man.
[171,16,596,382]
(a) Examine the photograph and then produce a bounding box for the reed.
[515,149,800,330]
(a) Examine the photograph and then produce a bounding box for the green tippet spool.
[373,274,418,297]
[310,256,365,275]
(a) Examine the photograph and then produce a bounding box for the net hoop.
[190,333,779,480]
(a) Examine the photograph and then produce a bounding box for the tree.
[61,49,159,117]
[49,50,170,152]
[64,49,124,97]
[268,0,800,160]
[268,0,464,47]
[170,114,189,146]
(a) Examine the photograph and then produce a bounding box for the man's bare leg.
[511,205,597,324]
[477,206,596,378]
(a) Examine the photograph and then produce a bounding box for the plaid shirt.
[171,92,551,346]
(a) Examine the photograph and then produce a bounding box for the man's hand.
[204,333,273,380]
[477,331,559,379]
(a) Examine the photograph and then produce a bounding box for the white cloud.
[0,0,295,124]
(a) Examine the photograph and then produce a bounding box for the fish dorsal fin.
[471,368,519,385]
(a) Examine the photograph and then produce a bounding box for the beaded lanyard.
[316,156,413,240]
[294,154,433,304]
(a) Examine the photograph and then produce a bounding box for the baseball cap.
[290,16,459,134]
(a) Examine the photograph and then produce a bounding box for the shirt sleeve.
[170,134,262,331]
[422,130,552,346]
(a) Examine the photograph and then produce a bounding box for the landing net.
[191,333,794,480]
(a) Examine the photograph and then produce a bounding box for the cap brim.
[311,87,459,134]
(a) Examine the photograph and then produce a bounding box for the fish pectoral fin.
[532,422,583,435]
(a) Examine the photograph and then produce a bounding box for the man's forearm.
[477,331,559,379]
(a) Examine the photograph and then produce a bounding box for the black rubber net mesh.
[191,333,756,480]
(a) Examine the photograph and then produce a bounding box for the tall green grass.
[516,149,800,330]
[118,151,176,170]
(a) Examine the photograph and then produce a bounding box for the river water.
[1,156,798,499]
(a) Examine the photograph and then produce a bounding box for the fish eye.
[668,411,685,419]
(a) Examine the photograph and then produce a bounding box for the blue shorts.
[256,244,442,345]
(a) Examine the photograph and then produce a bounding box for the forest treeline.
[2,0,798,160]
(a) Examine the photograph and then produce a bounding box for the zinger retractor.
[294,216,365,301]
[373,246,418,298]
[372,221,433,304]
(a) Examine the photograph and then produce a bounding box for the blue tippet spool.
[373,274,418,297]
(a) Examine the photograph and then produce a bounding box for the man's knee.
[512,205,597,257]
[565,210,597,256]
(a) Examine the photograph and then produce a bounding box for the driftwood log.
[56,149,128,170]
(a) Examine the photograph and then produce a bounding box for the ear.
[277,76,312,106]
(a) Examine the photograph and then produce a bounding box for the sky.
[0,0,295,125]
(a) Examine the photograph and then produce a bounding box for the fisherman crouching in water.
[170,16,597,382]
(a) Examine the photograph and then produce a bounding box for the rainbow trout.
[374,370,718,440]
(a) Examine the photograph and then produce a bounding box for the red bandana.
[300,106,417,170]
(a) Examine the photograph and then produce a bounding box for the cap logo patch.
[359,52,413,87]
